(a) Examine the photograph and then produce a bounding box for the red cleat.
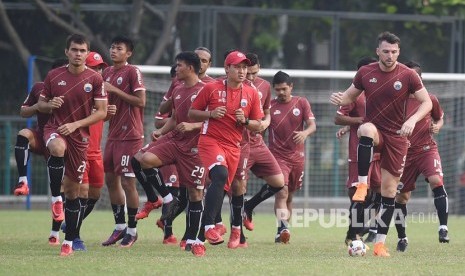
[179,239,187,250]
[14,181,29,196]
[191,243,206,257]
[214,223,227,236]
[163,235,178,245]
[48,235,60,246]
[51,201,64,222]
[243,209,254,231]
[156,218,164,231]
[279,229,291,244]
[136,197,163,220]
[237,241,248,248]
[227,228,241,249]
[205,228,224,245]
[60,243,73,256]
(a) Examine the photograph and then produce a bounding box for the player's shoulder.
[32,81,45,90]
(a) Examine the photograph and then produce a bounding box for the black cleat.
[364,231,377,243]
[396,238,408,252]
[160,197,180,221]
[439,229,450,243]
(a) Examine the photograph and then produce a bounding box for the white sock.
[63,239,73,246]
[358,176,368,184]
[50,230,59,237]
[439,225,448,231]
[127,227,137,236]
[194,238,204,245]
[375,234,386,243]
[398,237,408,242]
[115,224,126,231]
[18,176,28,183]
[51,196,62,203]
[186,239,195,245]
[205,224,215,231]
[163,193,173,203]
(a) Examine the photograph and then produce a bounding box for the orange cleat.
[214,223,227,236]
[227,228,241,249]
[205,228,224,245]
[352,182,368,202]
[278,229,291,244]
[156,219,164,231]
[191,243,206,257]
[136,197,163,220]
[51,201,64,222]
[373,242,390,257]
[14,181,29,196]
[243,209,254,231]
[237,241,248,248]
[60,243,73,256]
[163,235,178,245]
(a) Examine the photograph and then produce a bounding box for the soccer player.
[330,31,432,257]
[334,56,382,245]
[230,53,284,248]
[38,33,107,256]
[132,51,206,251]
[394,61,450,252]
[195,46,215,83]
[101,35,148,247]
[188,51,264,256]
[269,71,316,244]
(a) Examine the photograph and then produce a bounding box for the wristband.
[243,118,249,126]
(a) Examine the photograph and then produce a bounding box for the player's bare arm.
[431,117,444,134]
[57,99,107,136]
[330,85,362,106]
[104,82,146,108]
[258,109,271,132]
[334,113,364,126]
[235,108,262,132]
[104,104,117,121]
[399,88,432,137]
[154,112,177,139]
[336,126,350,139]
[176,122,203,133]
[20,103,39,118]
[293,118,316,144]
[37,96,64,114]
[188,106,227,121]
[158,99,173,114]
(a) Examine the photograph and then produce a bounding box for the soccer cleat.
[72,238,87,251]
[237,241,248,248]
[373,242,390,257]
[243,207,254,231]
[439,229,450,243]
[364,231,377,243]
[135,197,163,220]
[14,181,29,196]
[60,243,73,257]
[205,228,224,245]
[179,239,187,250]
[352,182,368,202]
[163,235,178,245]
[214,223,227,236]
[191,243,206,257]
[279,229,290,244]
[101,228,127,246]
[48,235,60,246]
[120,233,138,248]
[396,238,408,252]
[160,197,180,221]
[227,228,241,249]
[51,201,64,222]
[156,219,164,231]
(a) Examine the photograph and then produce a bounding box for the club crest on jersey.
[216,155,225,162]
[240,99,248,107]
[273,110,281,115]
[292,108,301,116]
[83,83,93,93]
[117,77,123,85]
[393,81,402,91]
[190,94,197,102]
[258,91,263,99]
[169,175,177,183]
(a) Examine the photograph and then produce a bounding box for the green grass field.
[1,210,464,275]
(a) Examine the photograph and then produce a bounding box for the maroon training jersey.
[40,66,105,142]
[163,78,182,101]
[269,96,314,159]
[201,74,216,83]
[103,63,145,140]
[406,94,443,156]
[353,63,424,135]
[249,76,271,145]
[191,79,264,147]
[22,82,49,133]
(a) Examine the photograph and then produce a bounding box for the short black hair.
[170,64,177,78]
[51,58,68,69]
[272,71,292,87]
[111,35,134,52]
[403,60,422,76]
[357,56,377,70]
[175,51,201,75]
[246,53,259,66]
[378,31,401,47]
[66,33,89,50]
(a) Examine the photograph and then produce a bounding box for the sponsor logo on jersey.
[273,110,281,115]
[84,83,92,93]
[369,78,377,83]
[117,77,123,85]
[122,168,129,173]
[58,80,66,86]
[293,108,301,116]
[394,81,402,91]
[175,95,181,100]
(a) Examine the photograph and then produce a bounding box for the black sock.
[111,204,126,224]
[75,198,87,238]
[83,198,98,220]
[127,207,138,229]
[433,186,448,226]
[186,200,203,241]
[240,224,246,243]
[231,194,244,227]
[394,202,407,239]
[277,220,288,234]
[202,166,228,226]
[214,190,227,224]
[64,198,80,241]
[377,196,395,235]
[52,219,62,232]
[357,136,373,177]
[144,168,170,198]
[347,201,364,240]
[47,155,64,197]
[15,135,30,178]
[131,157,159,202]
[174,187,188,218]
[245,184,283,211]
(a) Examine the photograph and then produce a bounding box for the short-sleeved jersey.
[249,76,271,146]
[201,74,216,83]
[191,79,264,147]
[406,94,443,155]
[170,80,205,150]
[353,63,424,135]
[103,63,145,140]
[22,82,49,133]
[269,96,314,159]
[163,78,182,101]
[40,66,106,142]
[87,120,103,160]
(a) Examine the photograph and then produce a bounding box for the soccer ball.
[348,240,367,257]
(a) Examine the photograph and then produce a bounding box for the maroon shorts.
[30,128,47,158]
[198,135,240,191]
[144,139,204,190]
[234,143,250,180]
[82,158,104,188]
[275,156,304,193]
[345,160,381,189]
[248,143,282,179]
[376,131,409,177]
[159,164,180,188]
[43,129,87,183]
[103,139,143,176]
[400,149,443,193]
